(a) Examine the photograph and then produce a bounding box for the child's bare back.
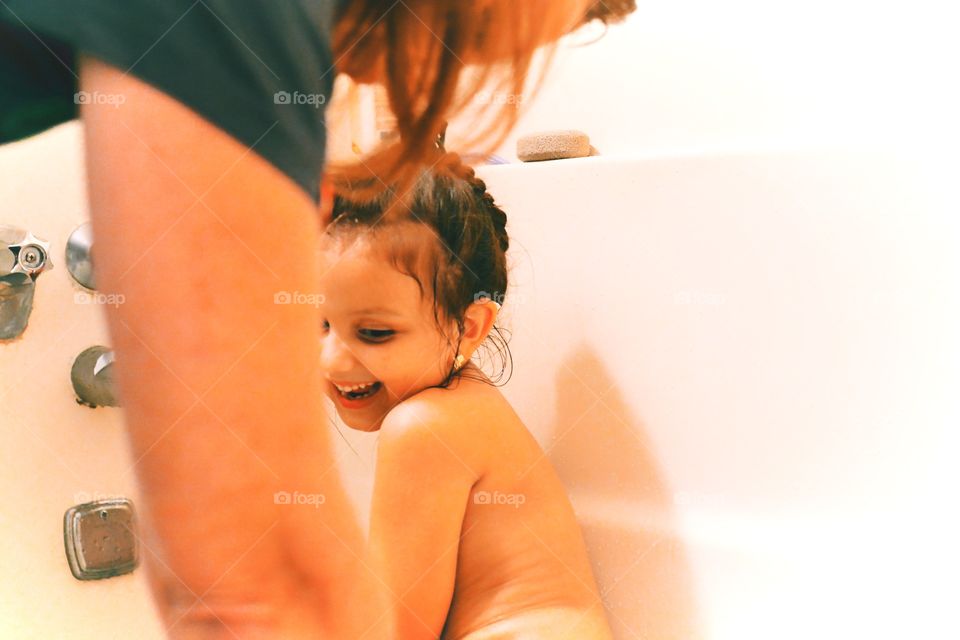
[377,368,612,640]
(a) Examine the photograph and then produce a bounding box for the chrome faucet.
[1,225,54,341]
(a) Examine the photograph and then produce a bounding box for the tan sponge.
[517,130,591,162]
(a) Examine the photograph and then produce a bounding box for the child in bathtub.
[317,152,613,640]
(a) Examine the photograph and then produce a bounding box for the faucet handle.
[72,346,121,408]
[6,231,53,279]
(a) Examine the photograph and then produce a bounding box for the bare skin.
[75,1,611,636]
[317,236,613,639]
[377,375,614,640]
[80,57,360,637]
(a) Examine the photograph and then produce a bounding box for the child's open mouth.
[331,380,383,408]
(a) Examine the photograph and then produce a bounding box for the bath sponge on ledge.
[517,130,592,162]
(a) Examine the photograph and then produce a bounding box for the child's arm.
[360,397,481,639]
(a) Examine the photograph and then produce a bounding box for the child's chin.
[338,413,383,433]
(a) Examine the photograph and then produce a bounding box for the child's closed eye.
[358,328,395,343]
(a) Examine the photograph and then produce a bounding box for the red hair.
[327,0,636,207]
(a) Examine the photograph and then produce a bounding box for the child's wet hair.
[325,152,513,387]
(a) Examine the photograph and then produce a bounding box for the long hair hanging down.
[327,0,638,211]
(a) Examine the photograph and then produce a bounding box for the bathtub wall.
[0,124,168,637]
[3,130,958,640]
[473,148,960,639]
[447,0,959,161]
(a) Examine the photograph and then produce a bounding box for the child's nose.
[318,332,355,373]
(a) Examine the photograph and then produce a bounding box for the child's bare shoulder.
[379,376,525,474]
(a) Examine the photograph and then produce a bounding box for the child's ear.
[459,300,500,359]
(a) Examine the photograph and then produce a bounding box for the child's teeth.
[335,381,376,393]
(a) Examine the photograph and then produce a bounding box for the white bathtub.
[474,148,960,639]
[2,127,957,638]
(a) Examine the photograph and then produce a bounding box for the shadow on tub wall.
[551,344,701,639]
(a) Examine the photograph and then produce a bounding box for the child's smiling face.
[317,234,458,431]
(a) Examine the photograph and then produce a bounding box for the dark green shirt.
[0,0,339,202]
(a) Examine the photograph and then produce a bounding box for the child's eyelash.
[358,328,395,342]
[320,321,394,343]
